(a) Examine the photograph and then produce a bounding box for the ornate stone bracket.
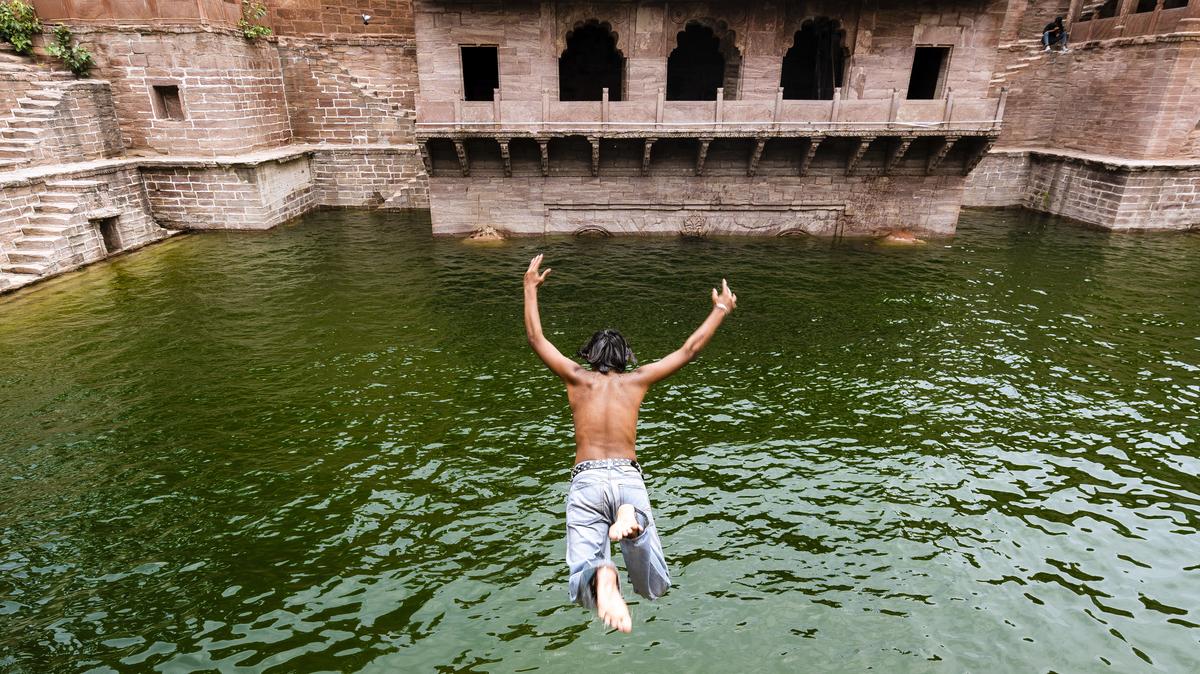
[963,138,995,175]
[696,137,713,177]
[538,138,549,177]
[418,141,433,175]
[846,136,875,175]
[641,138,656,176]
[589,137,600,177]
[747,137,766,177]
[497,138,511,178]
[800,137,822,176]
[453,140,469,177]
[885,136,916,175]
[927,136,959,174]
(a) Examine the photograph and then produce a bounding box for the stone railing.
[1072,2,1200,42]
[416,87,1007,137]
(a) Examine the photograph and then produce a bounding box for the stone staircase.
[987,32,1078,96]
[0,179,101,277]
[0,42,74,172]
[0,84,66,171]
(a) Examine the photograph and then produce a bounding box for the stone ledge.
[0,143,422,188]
[991,146,1200,172]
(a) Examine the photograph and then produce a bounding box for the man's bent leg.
[566,482,616,610]
[616,481,672,601]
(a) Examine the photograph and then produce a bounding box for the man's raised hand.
[711,278,737,313]
[524,254,552,289]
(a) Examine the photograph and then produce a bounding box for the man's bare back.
[523,253,736,633]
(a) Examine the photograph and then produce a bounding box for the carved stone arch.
[666,18,743,100]
[781,16,850,100]
[573,225,613,237]
[559,19,626,101]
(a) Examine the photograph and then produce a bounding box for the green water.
[1,210,1198,672]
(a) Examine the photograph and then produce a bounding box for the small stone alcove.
[93,217,121,255]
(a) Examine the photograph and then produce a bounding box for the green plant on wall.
[46,24,92,77]
[0,0,41,55]
[239,0,272,40]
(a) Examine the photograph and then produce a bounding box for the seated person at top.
[1043,16,1070,52]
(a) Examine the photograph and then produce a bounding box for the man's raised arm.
[523,254,584,382]
[631,279,737,387]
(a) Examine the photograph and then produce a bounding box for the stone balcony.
[415,89,1005,179]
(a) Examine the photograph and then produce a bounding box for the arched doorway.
[666,22,739,100]
[780,18,847,100]
[559,21,624,101]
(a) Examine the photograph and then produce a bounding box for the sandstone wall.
[80,27,292,155]
[30,81,126,167]
[427,172,967,237]
[997,33,1200,160]
[141,154,316,229]
[269,0,414,36]
[311,146,427,208]
[30,0,242,27]
[279,36,419,144]
[963,150,1030,206]
[1024,154,1200,230]
[413,0,1007,105]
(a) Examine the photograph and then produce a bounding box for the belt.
[570,458,641,480]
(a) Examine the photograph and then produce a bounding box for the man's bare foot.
[595,565,631,633]
[609,504,643,541]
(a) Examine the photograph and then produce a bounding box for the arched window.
[780,18,846,100]
[666,22,740,100]
[559,21,624,101]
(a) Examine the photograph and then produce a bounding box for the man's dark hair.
[577,329,637,373]
[1055,16,1064,24]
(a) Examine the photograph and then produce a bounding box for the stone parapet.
[964,147,1200,231]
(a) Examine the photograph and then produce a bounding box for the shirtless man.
[522,254,737,633]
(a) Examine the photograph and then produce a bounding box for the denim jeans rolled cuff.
[1043,30,1068,47]
[568,559,617,610]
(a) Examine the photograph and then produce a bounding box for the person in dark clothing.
[1043,16,1070,52]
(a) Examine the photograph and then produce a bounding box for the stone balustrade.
[416,87,1007,139]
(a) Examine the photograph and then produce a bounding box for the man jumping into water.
[523,254,737,633]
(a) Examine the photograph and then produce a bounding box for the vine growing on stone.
[45,24,92,77]
[239,0,273,40]
[0,0,41,55]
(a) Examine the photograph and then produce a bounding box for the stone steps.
[38,200,76,214]
[0,138,37,158]
[0,262,48,276]
[1,126,41,139]
[46,179,104,190]
[0,271,41,291]
[14,235,66,249]
[6,248,55,264]
[21,223,71,237]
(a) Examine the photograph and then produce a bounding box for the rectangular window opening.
[906,46,951,100]
[151,85,185,120]
[1135,0,1158,13]
[1163,0,1187,9]
[461,46,499,101]
[95,217,121,255]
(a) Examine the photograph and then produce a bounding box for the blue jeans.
[565,464,671,609]
[1042,30,1068,48]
